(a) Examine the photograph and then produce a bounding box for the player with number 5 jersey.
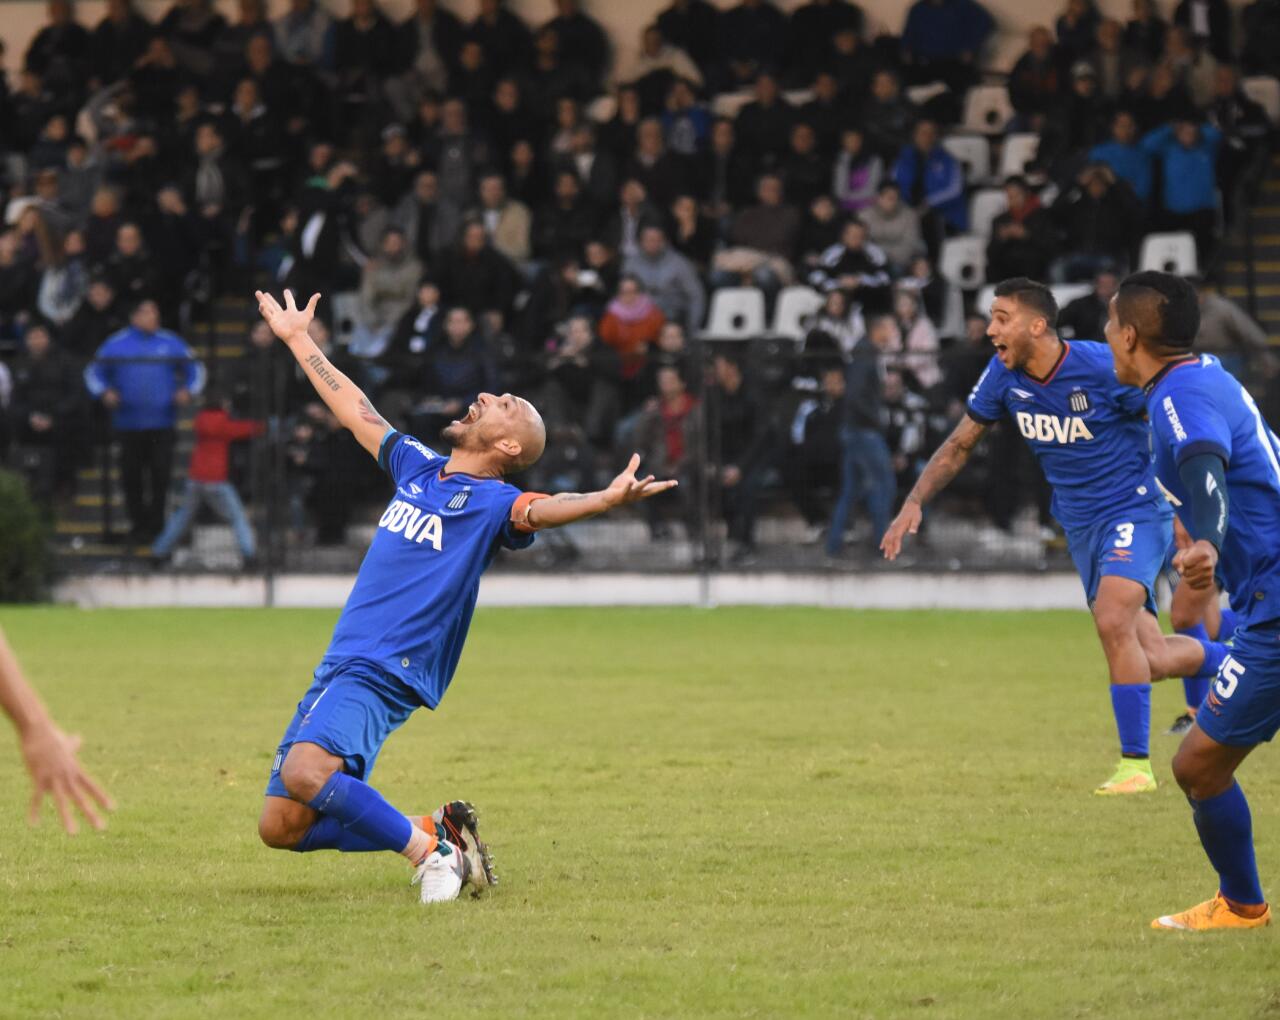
[1107,271,1280,931]
[881,278,1227,796]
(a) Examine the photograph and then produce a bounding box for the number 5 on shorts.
[1115,523,1134,548]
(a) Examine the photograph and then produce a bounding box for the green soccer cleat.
[1095,758,1158,796]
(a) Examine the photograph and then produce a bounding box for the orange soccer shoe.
[1151,893,1272,932]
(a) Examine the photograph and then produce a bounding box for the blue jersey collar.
[1142,354,1200,395]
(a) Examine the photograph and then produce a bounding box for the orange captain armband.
[511,491,550,532]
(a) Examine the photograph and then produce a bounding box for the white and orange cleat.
[1152,893,1272,931]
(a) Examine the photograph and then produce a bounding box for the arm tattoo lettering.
[304,353,342,392]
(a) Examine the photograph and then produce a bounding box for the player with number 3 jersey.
[881,277,1227,795]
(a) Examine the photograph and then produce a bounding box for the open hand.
[21,723,114,835]
[255,289,320,344]
[880,501,923,560]
[603,453,678,508]
[1174,539,1219,591]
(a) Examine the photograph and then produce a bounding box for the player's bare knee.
[257,813,297,849]
[1093,608,1133,651]
[280,745,338,803]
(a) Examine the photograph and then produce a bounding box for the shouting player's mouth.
[452,402,481,427]
[992,341,1011,366]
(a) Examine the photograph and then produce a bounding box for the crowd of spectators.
[0,0,1277,567]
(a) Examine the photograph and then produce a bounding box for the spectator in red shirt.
[151,390,265,566]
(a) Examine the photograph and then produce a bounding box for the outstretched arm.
[0,627,114,834]
[880,414,988,559]
[523,454,677,530]
[254,289,389,457]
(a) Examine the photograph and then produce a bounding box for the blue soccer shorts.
[265,659,423,798]
[1067,503,1172,615]
[1197,619,1280,746]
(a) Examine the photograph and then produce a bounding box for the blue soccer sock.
[1193,639,1229,681]
[1178,623,1212,711]
[305,772,418,856]
[295,813,446,853]
[295,815,387,853]
[1218,608,1240,642]
[1190,782,1265,906]
[1110,683,1151,758]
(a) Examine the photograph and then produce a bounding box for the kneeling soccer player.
[881,277,1227,795]
[1107,271,1278,931]
[253,290,676,903]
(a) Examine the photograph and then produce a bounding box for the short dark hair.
[1115,270,1200,350]
[993,277,1058,329]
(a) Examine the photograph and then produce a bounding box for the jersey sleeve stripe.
[1174,439,1230,468]
[377,428,402,475]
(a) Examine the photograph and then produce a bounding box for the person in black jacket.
[1210,63,1271,227]
[708,353,774,562]
[1056,267,1118,339]
[1174,0,1231,61]
[412,306,499,440]
[826,314,895,557]
[656,0,719,80]
[9,323,84,503]
[436,220,520,326]
[1050,162,1143,279]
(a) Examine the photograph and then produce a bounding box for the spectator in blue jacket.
[1141,117,1222,259]
[900,0,994,92]
[1089,109,1153,202]
[85,299,206,543]
[892,119,967,254]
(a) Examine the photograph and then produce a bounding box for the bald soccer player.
[253,290,675,904]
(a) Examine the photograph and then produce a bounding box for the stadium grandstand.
[0,0,1278,599]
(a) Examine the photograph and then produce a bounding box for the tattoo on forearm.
[304,353,342,392]
[357,397,388,428]
[908,419,985,507]
[554,493,590,503]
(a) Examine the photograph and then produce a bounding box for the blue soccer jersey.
[1146,355,1280,627]
[320,430,538,708]
[967,340,1162,532]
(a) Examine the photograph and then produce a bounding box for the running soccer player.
[1105,271,1277,931]
[252,290,675,903]
[1,625,113,834]
[881,277,1225,795]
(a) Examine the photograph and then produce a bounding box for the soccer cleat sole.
[440,800,497,895]
[1094,775,1158,796]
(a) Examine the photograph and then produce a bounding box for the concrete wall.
[0,0,1256,88]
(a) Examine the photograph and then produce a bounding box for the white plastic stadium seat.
[701,287,768,340]
[906,81,949,106]
[711,90,754,118]
[998,133,1040,179]
[330,292,361,347]
[1138,232,1198,275]
[1243,76,1280,126]
[968,187,1008,239]
[939,282,966,338]
[771,285,825,341]
[962,84,1014,135]
[939,235,987,289]
[976,284,997,315]
[942,134,992,184]
[587,94,616,123]
[1050,283,1092,308]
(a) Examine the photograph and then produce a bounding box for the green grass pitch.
[2,605,1280,1019]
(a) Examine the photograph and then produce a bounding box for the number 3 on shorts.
[1114,523,1134,548]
